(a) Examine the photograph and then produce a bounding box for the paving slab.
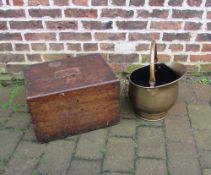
[67,160,101,175]
[22,125,36,142]
[11,86,26,105]
[121,97,136,119]
[3,159,37,175]
[136,158,167,175]
[168,100,187,116]
[203,169,211,175]
[13,141,46,159]
[188,104,211,130]
[137,127,166,158]
[110,119,137,137]
[178,82,197,103]
[103,137,135,172]
[194,130,211,150]
[0,130,23,161]
[165,114,194,144]
[37,140,75,175]
[167,141,200,175]
[199,150,211,169]
[0,109,12,127]
[5,113,31,130]
[75,129,107,159]
[0,87,12,107]
[192,83,211,102]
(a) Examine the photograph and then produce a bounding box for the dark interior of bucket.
[130,63,180,87]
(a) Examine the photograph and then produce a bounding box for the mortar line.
[162,120,171,175]
[186,102,203,175]
[100,128,110,174]
[65,135,80,175]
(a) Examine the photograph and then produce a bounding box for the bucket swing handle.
[149,41,158,87]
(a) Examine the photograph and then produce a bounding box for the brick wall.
[0,0,211,73]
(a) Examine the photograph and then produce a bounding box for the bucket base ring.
[136,111,167,121]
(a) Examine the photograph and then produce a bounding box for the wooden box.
[24,54,120,142]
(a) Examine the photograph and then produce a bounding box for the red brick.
[109,54,139,63]
[207,22,211,30]
[53,0,69,6]
[163,33,190,41]
[10,21,43,29]
[28,0,49,6]
[116,21,147,30]
[92,0,107,6]
[138,10,169,18]
[186,44,200,52]
[172,10,203,19]
[46,21,77,30]
[49,43,64,51]
[157,44,166,51]
[169,44,183,52]
[60,32,91,41]
[83,43,98,51]
[207,11,211,19]
[196,34,211,41]
[174,55,188,62]
[129,0,145,6]
[27,54,42,62]
[0,22,7,30]
[15,44,29,51]
[129,33,160,41]
[95,32,125,41]
[143,54,171,63]
[108,63,127,73]
[13,0,24,5]
[136,44,149,51]
[101,9,134,18]
[43,54,73,61]
[67,43,81,51]
[202,44,211,52]
[184,22,202,30]
[65,9,97,18]
[206,0,211,6]
[82,21,112,30]
[185,64,199,72]
[0,54,25,63]
[25,33,56,41]
[72,0,88,6]
[112,0,126,6]
[190,54,211,62]
[150,21,182,30]
[149,0,164,6]
[0,10,25,18]
[29,9,61,18]
[187,0,202,6]
[0,33,22,41]
[200,64,211,72]
[158,54,171,62]
[6,64,26,73]
[100,43,114,51]
[168,0,183,6]
[31,43,47,51]
[0,43,12,51]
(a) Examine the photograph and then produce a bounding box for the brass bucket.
[128,41,186,121]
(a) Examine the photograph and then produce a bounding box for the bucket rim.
[129,62,187,89]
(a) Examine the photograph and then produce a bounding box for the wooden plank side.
[28,81,120,142]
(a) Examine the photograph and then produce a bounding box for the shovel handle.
[149,41,158,87]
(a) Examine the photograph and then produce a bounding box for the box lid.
[24,54,118,100]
